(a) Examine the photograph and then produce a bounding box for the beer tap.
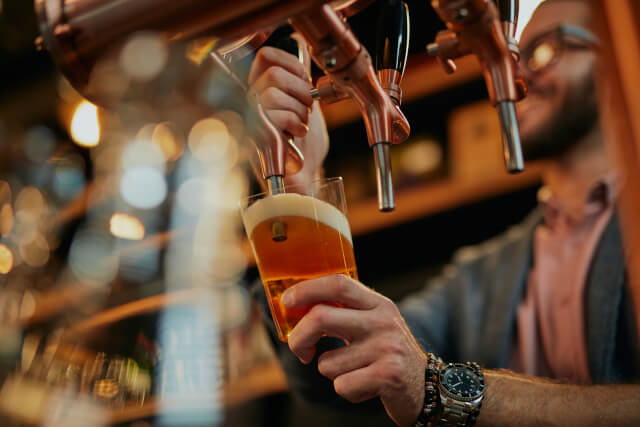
[427,0,526,173]
[207,53,304,197]
[293,1,411,211]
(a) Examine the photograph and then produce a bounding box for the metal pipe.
[497,102,524,173]
[373,143,395,212]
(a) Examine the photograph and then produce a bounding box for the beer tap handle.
[209,52,302,194]
[375,0,410,105]
[495,0,520,59]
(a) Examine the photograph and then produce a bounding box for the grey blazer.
[401,208,638,383]
[254,208,639,411]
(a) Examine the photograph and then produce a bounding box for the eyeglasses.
[520,25,600,74]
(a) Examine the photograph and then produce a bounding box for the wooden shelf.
[347,163,545,236]
[109,361,288,424]
[321,54,482,129]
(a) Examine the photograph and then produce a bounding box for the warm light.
[110,213,145,240]
[0,181,11,203]
[400,139,443,176]
[19,235,50,268]
[152,122,184,162]
[70,101,101,147]
[120,33,168,81]
[15,187,46,219]
[188,118,237,165]
[0,244,13,274]
[0,203,13,237]
[122,140,166,171]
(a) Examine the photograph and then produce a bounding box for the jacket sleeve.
[399,266,455,360]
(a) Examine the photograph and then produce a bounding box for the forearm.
[283,101,328,190]
[478,369,640,427]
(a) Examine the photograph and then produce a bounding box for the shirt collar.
[538,173,619,227]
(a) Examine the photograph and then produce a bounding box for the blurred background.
[0,1,544,426]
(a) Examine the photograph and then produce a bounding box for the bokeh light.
[0,244,14,274]
[152,122,184,162]
[120,167,168,210]
[0,203,13,237]
[399,138,443,176]
[15,187,47,219]
[19,234,50,268]
[110,213,145,240]
[69,231,118,285]
[119,33,168,81]
[23,125,56,163]
[121,139,166,172]
[70,101,101,147]
[188,118,238,165]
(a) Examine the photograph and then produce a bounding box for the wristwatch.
[437,362,485,427]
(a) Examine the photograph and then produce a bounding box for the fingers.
[317,343,375,380]
[249,46,310,86]
[282,275,380,311]
[333,364,384,404]
[260,86,310,124]
[264,110,309,138]
[288,304,372,363]
[251,65,313,108]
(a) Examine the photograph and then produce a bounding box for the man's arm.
[480,369,640,427]
[282,274,640,427]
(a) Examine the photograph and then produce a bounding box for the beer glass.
[241,177,357,342]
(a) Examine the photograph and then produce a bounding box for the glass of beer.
[240,177,357,342]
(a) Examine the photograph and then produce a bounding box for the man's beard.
[521,74,599,161]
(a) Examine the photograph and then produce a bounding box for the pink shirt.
[511,175,618,384]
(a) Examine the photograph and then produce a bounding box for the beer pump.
[307,0,411,211]
[427,0,526,173]
[33,0,410,209]
[34,0,525,209]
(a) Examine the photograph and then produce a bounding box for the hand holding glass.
[241,177,357,342]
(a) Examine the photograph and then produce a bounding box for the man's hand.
[248,42,330,187]
[281,274,427,427]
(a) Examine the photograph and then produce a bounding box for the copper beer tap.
[427,0,526,173]
[34,0,411,206]
[294,1,411,211]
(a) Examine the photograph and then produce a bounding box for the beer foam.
[243,193,352,244]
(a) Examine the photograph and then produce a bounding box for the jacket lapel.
[482,209,542,368]
[585,214,627,382]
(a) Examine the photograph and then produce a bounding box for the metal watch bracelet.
[437,362,484,427]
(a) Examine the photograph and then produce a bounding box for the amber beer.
[243,190,357,342]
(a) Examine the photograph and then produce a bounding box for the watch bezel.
[438,362,486,402]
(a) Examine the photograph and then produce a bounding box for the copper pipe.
[34,0,338,97]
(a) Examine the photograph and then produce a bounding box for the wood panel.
[595,0,640,339]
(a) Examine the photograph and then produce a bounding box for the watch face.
[440,364,485,401]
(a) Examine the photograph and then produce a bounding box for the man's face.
[516,1,598,160]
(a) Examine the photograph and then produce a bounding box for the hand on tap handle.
[248,44,330,190]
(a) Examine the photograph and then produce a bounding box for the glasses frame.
[520,24,601,74]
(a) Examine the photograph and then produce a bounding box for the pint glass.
[241,177,357,342]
